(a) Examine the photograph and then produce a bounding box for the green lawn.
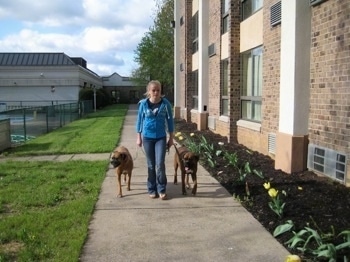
[0,104,128,261]
[6,104,128,156]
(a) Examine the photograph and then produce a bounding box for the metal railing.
[0,100,93,144]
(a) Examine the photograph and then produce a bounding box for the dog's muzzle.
[110,158,121,168]
[183,160,193,174]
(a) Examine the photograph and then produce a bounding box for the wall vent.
[179,63,184,71]
[270,1,281,27]
[268,133,276,154]
[180,16,184,26]
[208,43,216,57]
[208,116,216,130]
[307,144,347,183]
[310,0,327,7]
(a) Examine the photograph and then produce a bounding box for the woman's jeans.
[142,136,167,195]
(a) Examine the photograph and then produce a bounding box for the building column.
[173,0,181,119]
[197,0,209,130]
[275,0,311,173]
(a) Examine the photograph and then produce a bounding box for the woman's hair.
[144,80,163,98]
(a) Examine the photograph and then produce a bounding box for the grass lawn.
[6,104,128,156]
[0,104,128,261]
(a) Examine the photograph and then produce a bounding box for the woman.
[136,80,174,200]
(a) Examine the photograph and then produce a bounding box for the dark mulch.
[175,119,350,261]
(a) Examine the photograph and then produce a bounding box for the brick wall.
[178,0,193,121]
[228,0,241,143]
[207,0,221,118]
[309,0,350,155]
[261,0,281,137]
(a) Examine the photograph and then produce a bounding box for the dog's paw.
[117,194,123,198]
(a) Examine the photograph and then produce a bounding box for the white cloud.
[0,0,157,76]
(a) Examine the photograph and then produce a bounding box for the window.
[241,46,263,122]
[242,0,263,20]
[221,59,229,116]
[222,0,230,34]
[129,90,139,102]
[192,70,198,109]
[192,12,199,54]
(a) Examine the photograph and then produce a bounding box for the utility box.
[0,119,11,151]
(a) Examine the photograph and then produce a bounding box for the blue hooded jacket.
[136,97,174,139]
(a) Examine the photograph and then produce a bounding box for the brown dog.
[173,145,199,195]
[110,146,134,197]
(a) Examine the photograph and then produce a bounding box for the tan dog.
[173,145,199,195]
[110,146,134,198]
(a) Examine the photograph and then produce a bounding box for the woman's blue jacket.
[136,97,174,139]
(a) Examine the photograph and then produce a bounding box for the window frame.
[192,70,199,110]
[241,46,263,122]
[241,0,263,21]
[221,59,229,116]
[192,11,199,54]
[222,0,230,34]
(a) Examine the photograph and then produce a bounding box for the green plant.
[273,220,294,237]
[237,162,251,183]
[223,151,238,168]
[274,220,350,261]
[252,169,265,179]
[175,132,201,155]
[263,182,286,218]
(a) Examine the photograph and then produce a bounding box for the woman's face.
[148,84,161,99]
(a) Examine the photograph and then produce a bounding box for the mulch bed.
[175,119,350,261]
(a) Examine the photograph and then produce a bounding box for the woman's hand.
[136,134,142,147]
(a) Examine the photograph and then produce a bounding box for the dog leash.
[133,142,171,160]
[133,145,146,160]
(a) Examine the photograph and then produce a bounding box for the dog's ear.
[195,155,199,162]
[121,153,127,160]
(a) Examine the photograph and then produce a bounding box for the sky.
[0,0,157,77]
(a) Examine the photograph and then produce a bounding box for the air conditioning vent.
[208,43,216,57]
[270,1,281,27]
[268,133,276,154]
[308,144,347,183]
[310,0,327,6]
[208,116,216,130]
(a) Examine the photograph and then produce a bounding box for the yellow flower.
[285,254,301,262]
[175,132,182,137]
[268,188,278,198]
[190,133,195,137]
[263,182,271,190]
[298,186,303,190]
[179,136,184,141]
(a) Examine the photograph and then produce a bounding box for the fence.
[0,100,93,145]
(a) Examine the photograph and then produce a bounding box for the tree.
[132,0,174,98]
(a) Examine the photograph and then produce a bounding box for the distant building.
[102,73,145,104]
[173,0,349,186]
[0,52,102,107]
[0,52,144,109]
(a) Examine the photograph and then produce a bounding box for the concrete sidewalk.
[79,104,290,262]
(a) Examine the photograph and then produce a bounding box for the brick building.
[173,0,349,186]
